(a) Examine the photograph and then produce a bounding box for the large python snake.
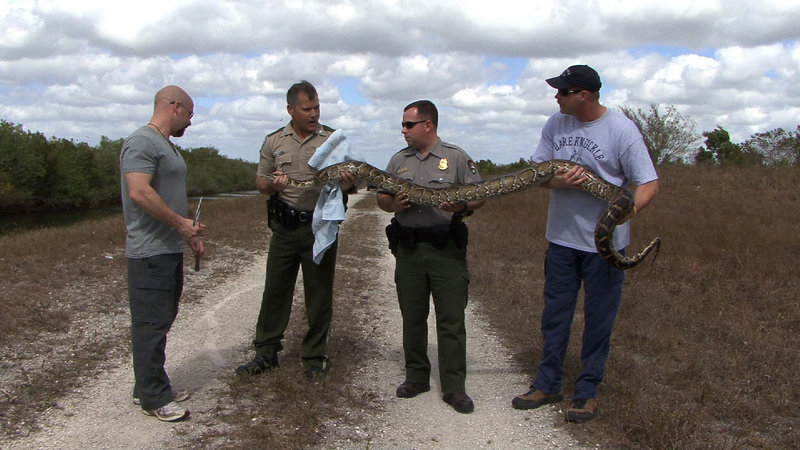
[288,160,661,269]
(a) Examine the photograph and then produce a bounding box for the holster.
[267,194,278,228]
[385,218,401,254]
[450,212,469,249]
[267,195,313,228]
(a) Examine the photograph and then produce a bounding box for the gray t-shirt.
[120,126,188,258]
[532,109,658,252]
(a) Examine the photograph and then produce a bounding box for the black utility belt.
[406,224,452,244]
[385,218,468,252]
[285,208,314,223]
[268,196,313,227]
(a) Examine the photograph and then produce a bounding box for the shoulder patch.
[267,127,283,137]
[468,160,478,174]
[322,125,336,133]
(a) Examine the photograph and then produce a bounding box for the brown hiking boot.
[511,389,564,410]
[566,398,598,423]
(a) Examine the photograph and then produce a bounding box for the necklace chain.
[147,122,169,141]
[147,122,177,154]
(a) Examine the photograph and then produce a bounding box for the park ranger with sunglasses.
[377,100,484,414]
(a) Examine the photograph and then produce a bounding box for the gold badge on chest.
[438,158,448,171]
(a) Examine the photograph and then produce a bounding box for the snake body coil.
[289,160,661,269]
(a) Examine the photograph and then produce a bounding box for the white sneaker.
[134,388,190,405]
[142,401,190,422]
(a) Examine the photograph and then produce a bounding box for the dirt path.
[322,196,586,449]
[6,194,586,449]
[5,250,267,450]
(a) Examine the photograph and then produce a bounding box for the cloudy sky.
[1,0,798,168]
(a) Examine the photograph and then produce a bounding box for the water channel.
[0,192,258,235]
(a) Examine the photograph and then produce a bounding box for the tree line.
[0,120,258,213]
[3,106,798,213]
[481,104,799,175]
[619,104,800,166]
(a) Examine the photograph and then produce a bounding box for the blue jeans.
[532,243,625,400]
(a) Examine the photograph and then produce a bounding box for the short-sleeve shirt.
[256,122,334,212]
[531,109,658,252]
[120,125,189,258]
[383,139,481,228]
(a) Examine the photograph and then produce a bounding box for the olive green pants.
[252,222,337,369]
[394,239,470,393]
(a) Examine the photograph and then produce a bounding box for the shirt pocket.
[428,170,457,188]
[398,172,415,183]
[274,152,294,172]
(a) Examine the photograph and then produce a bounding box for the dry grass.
[468,164,800,449]
[0,196,270,439]
[191,198,386,448]
[0,213,129,437]
[2,165,798,449]
[0,194,386,448]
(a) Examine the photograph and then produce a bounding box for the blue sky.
[1,0,799,168]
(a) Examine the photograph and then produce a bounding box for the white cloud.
[0,0,798,168]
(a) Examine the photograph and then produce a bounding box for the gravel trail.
[5,194,588,449]
[322,195,588,449]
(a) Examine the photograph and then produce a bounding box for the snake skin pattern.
[289,160,661,269]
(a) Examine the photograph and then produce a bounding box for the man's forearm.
[377,193,396,212]
[133,187,185,229]
[256,176,276,195]
[126,172,185,229]
[633,180,659,212]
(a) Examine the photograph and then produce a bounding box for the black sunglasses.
[402,120,428,129]
[558,88,585,97]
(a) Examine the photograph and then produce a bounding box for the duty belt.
[410,225,450,243]
[268,195,314,227]
[385,216,469,253]
[289,209,313,223]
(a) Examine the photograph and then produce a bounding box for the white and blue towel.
[309,129,364,264]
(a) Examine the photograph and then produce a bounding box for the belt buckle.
[297,211,311,222]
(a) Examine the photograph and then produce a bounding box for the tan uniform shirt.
[385,138,481,228]
[256,122,334,211]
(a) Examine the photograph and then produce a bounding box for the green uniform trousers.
[253,221,338,369]
[394,239,470,393]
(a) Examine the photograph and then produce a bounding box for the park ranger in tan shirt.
[237,80,355,378]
